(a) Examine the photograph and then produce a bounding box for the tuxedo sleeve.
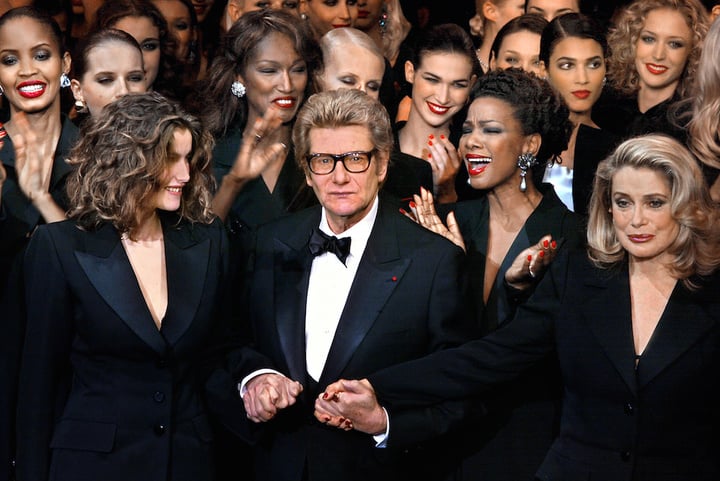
[385,241,478,447]
[16,226,74,481]
[370,248,570,412]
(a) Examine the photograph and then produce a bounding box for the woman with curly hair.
[595,0,708,139]
[15,92,232,481]
[318,134,720,481]
[401,68,581,481]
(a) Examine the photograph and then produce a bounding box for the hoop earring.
[231,80,246,98]
[60,73,71,88]
[517,152,538,192]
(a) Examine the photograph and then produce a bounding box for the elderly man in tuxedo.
[212,88,475,481]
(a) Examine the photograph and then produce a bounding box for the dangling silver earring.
[602,76,607,87]
[231,80,246,98]
[60,73,71,88]
[0,84,4,96]
[517,152,537,192]
[300,12,308,20]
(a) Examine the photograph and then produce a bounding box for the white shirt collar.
[318,196,378,261]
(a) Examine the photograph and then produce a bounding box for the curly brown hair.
[606,0,708,98]
[66,92,215,237]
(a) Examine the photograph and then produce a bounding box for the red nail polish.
[543,239,549,248]
[428,140,433,146]
[551,240,557,249]
[527,255,532,262]
[339,417,345,423]
[322,393,329,400]
[440,134,445,140]
[409,201,416,208]
[539,250,545,258]
[391,276,397,282]
[428,153,432,159]
[429,134,434,139]
[399,208,407,215]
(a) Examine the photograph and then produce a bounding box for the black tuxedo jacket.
[215,198,476,481]
[370,249,720,481]
[16,215,231,481]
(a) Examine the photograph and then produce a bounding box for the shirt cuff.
[372,407,390,448]
[238,368,284,397]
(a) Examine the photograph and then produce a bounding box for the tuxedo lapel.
[637,283,715,387]
[273,210,319,382]
[580,264,638,395]
[74,224,167,354]
[319,203,410,386]
[161,221,210,346]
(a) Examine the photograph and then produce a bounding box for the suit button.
[624,402,634,415]
[620,451,631,462]
[154,424,167,436]
[153,391,165,403]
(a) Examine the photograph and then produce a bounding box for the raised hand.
[505,235,560,290]
[408,187,465,251]
[314,379,387,435]
[243,373,303,423]
[424,133,460,203]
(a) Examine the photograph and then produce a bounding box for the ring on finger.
[528,265,536,279]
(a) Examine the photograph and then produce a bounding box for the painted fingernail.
[428,140,433,146]
[551,240,557,249]
[440,134,445,140]
[429,134,434,139]
[322,393,329,400]
[399,208,407,215]
[428,153,432,159]
[339,417,345,423]
[543,239,549,248]
[409,201,416,208]
[324,416,331,422]
[539,250,545,258]
[527,255,532,262]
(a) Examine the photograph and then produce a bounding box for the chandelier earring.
[231,80,246,98]
[60,73,71,88]
[517,152,538,192]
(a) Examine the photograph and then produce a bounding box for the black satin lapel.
[582,269,637,395]
[274,237,312,382]
[75,244,166,353]
[319,256,411,386]
[162,235,210,346]
[637,285,715,387]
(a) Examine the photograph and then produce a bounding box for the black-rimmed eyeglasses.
[306,150,374,175]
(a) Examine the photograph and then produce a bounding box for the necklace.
[476,49,489,72]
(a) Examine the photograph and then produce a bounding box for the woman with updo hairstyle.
[16,92,233,481]
[406,67,579,481]
[539,12,619,217]
[196,9,320,234]
[471,0,525,74]
[69,28,147,120]
[489,13,548,75]
[595,0,708,139]
[93,0,184,99]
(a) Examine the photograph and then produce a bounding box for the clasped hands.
[313,379,387,436]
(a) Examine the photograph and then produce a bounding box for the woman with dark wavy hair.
[195,9,320,232]
[16,92,232,481]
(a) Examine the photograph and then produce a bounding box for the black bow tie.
[308,228,351,265]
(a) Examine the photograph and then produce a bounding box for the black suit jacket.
[16,215,231,481]
[370,249,720,481]
[214,198,476,481]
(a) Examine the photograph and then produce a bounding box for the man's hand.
[243,373,303,423]
[314,379,387,435]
